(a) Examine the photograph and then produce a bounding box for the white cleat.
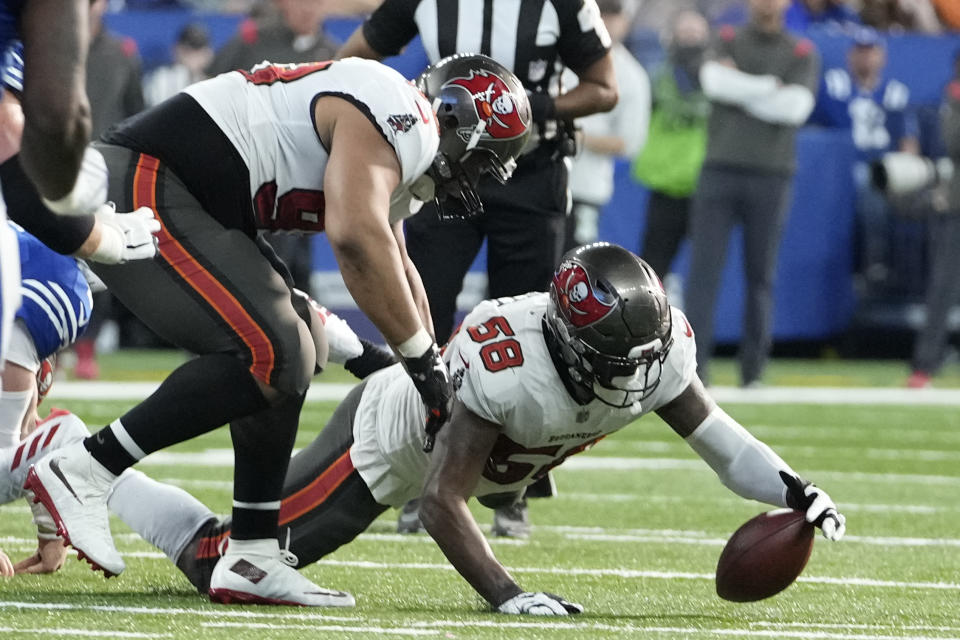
[24,441,124,577]
[208,538,355,607]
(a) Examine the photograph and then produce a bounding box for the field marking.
[0,629,170,638]
[753,622,960,634]
[563,531,960,548]
[315,559,960,592]
[558,493,946,513]
[636,628,960,640]
[135,449,960,487]
[0,601,359,622]
[203,622,437,635]
[48,381,960,406]
[3,602,958,639]
[203,620,960,640]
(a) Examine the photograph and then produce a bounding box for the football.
[715,509,815,602]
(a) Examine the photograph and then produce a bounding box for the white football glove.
[780,471,846,541]
[41,146,109,216]
[497,592,584,616]
[87,203,161,264]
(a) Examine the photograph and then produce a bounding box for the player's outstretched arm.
[657,376,846,541]
[18,0,92,204]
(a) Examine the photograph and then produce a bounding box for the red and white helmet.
[545,243,674,408]
[416,53,532,219]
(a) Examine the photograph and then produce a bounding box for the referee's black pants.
[405,148,569,343]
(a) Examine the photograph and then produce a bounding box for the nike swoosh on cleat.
[49,459,82,503]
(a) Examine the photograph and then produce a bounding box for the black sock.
[85,353,269,473]
[229,391,305,540]
[83,429,136,476]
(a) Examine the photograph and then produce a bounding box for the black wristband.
[527,92,556,127]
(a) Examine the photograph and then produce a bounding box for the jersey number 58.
[467,316,524,372]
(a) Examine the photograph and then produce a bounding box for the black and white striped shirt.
[362,0,610,97]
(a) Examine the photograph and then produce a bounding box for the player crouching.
[107,243,844,614]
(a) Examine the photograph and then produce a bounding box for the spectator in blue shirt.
[785,0,862,32]
[714,0,861,33]
[809,26,919,284]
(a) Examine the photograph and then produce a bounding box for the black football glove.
[779,471,846,541]
[400,343,453,452]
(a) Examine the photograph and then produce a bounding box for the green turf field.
[2,385,959,639]
[74,349,960,388]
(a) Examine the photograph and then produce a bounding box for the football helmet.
[416,53,531,219]
[544,243,673,409]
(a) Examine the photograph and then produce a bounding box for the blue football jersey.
[810,68,918,161]
[0,0,24,58]
[0,194,19,364]
[12,222,92,359]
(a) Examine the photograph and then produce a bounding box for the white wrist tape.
[0,388,32,448]
[397,327,432,358]
[41,146,108,216]
[28,493,59,540]
[89,214,125,264]
[684,407,793,507]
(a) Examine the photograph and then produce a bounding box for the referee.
[338,0,617,343]
[338,0,618,536]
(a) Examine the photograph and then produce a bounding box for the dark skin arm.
[654,375,717,438]
[335,28,385,61]
[18,0,92,200]
[418,400,523,607]
[336,23,617,117]
[316,96,427,348]
[556,52,619,119]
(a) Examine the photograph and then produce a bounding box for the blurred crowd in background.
[68,0,960,389]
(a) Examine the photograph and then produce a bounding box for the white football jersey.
[184,57,439,231]
[0,410,89,505]
[350,293,697,507]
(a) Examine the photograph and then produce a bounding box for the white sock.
[224,537,279,558]
[107,469,216,562]
[0,388,31,448]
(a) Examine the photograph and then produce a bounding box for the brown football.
[715,509,815,602]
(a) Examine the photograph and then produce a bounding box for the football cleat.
[396,498,424,534]
[208,538,355,607]
[24,442,123,576]
[492,498,531,539]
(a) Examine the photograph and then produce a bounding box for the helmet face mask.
[545,243,674,409]
[417,54,531,220]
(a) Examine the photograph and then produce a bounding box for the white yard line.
[203,620,960,640]
[0,601,359,622]
[47,382,960,406]
[752,622,960,634]
[0,629,170,638]
[3,602,958,639]
[133,449,960,487]
[315,559,960,592]
[557,493,945,513]
[202,622,438,635]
